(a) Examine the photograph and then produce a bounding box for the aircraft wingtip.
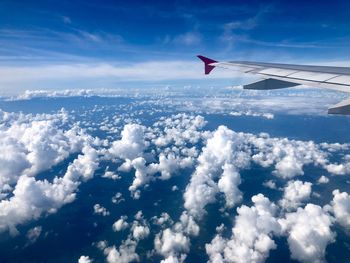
[197,55,217,75]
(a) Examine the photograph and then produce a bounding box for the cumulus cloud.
[113,216,129,232]
[153,211,199,262]
[103,211,150,263]
[330,189,350,229]
[109,124,147,161]
[217,163,242,208]
[263,180,277,189]
[78,255,93,263]
[152,114,207,147]
[104,239,139,263]
[250,135,329,179]
[0,145,99,235]
[102,169,120,180]
[206,194,281,263]
[132,224,150,240]
[111,192,125,204]
[152,212,173,227]
[279,204,335,263]
[0,109,90,193]
[184,125,250,218]
[94,204,110,216]
[279,180,312,210]
[26,226,42,245]
[108,114,207,197]
[154,228,190,262]
[317,175,329,184]
[229,110,274,119]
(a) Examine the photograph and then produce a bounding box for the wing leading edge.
[197,55,350,115]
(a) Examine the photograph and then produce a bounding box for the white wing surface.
[198,55,350,115]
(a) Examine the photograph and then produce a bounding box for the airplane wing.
[198,55,350,115]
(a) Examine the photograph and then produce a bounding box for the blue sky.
[0,0,350,93]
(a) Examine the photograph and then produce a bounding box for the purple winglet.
[197,55,217,75]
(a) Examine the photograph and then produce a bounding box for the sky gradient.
[0,0,350,93]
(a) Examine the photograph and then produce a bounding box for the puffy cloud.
[263,180,277,189]
[94,204,110,216]
[149,153,193,180]
[218,164,242,208]
[325,156,350,175]
[106,114,205,197]
[325,154,350,175]
[152,212,173,227]
[152,114,207,147]
[330,189,350,229]
[229,110,274,119]
[78,255,93,263]
[0,109,89,194]
[102,170,120,180]
[279,204,335,263]
[184,126,250,218]
[26,226,42,245]
[206,194,280,263]
[132,224,150,240]
[154,228,190,261]
[250,136,328,179]
[103,210,150,263]
[174,212,200,237]
[128,157,151,198]
[104,239,139,263]
[111,192,125,204]
[160,255,186,263]
[113,216,129,232]
[127,152,194,197]
[0,145,99,234]
[279,180,312,210]
[108,124,147,161]
[317,175,329,184]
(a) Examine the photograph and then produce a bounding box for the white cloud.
[0,60,238,93]
[317,175,329,184]
[250,135,329,179]
[330,189,350,229]
[109,124,147,161]
[113,216,129,232]
[229,110,274,119]
[132,224,150,240]
[217,163,242,208]
[279,180,312,210]
[279,204,335,263]
[263,180,277,189]
[94,204,110,216]
[152,212,173,227]
[154,228,190,261]
[206,194,281,263]
[184,125,250,218]
[26,226,42,245]
[78,255,93,263]
[174,212,200,237]
[0,145,99,235]
[102,170,121,180]
[111,192,125,204]
[0,109,90,193]
[104,239,139,263]
[325,157,350,175]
